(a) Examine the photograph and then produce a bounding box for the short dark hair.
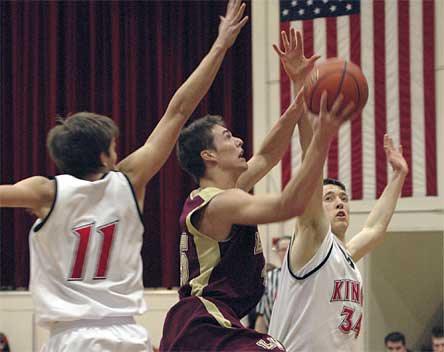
[385,332,406,345]
[47,112,119,179]
[432,326,444,338]
[323,178,347,192]
[176,114,225,183]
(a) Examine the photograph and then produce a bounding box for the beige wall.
[365,231,443,351]
[0,290,179,352]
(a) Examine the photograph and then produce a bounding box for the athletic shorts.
[159,296,285,352]
[41,316,152,352]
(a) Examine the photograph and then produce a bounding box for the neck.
[83,170,108,181]
[334,229,347,244]
[199,168,240,190]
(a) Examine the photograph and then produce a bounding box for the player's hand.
[384,134,409,175]
[313,92,355,141]
[273,28,320,84]
[215,0,249,49]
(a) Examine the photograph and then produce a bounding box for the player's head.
[177,114,246,183]
[47,112,119,179]
[322,178,349,238]
[432,326,444,352]
[384,332,407,352]
[272,236,291,263]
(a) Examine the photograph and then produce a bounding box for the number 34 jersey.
[268,229,363,352]
[29,172,147,327]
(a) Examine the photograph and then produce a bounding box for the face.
[273,238,290,264]
[322,184,350,237]
[433,337,444,352]
[386,341,407,352]
[209,125,247,173]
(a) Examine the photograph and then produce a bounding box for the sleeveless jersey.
[178,187,265,318]
[29,171,147,327]
[268,229,363,352]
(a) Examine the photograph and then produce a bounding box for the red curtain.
[0,1,252,288]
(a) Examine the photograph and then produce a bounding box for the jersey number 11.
[68,221,118,281]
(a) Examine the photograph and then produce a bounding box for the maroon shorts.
[159,296,286,352]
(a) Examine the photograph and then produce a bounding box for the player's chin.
[238,158,248,169]
[332,220,348,231]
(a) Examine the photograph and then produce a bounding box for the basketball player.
[159,56,355,352]
[268,28,409,351]
[0,1,248,351]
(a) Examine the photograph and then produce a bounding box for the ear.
[200,149,216,162]
[99,152,109,168]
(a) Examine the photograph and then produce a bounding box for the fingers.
[226,0,242,20]
[384,134,394,150]
[233,2,246,23]
[295,30,303,55]
[226,0,235,16]
[234,15,249,30]
[338,101,356,122]
[272,44,284,57]
[308,55,321,66]
[320,91,328,114]
[290,27,297,50]
[330,94,344,116]
[282,30,290,52]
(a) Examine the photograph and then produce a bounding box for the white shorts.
[41,317,152,352]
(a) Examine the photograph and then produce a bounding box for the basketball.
[303,58,368,115]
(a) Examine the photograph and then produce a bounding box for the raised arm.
[202,92,355,241]
[346,135,408,262]
[235,90,304,191]
[118,0,248,205]
[273,28,325,218]
[235,29,321,192]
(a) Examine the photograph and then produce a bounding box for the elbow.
[168,100,188,120]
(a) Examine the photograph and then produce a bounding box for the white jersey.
[268,229,363,352]
[29,171,147,327]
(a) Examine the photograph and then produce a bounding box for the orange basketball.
[303,58,368,116]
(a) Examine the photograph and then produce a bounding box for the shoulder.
[19,176,54,196]
[204,187,243,206]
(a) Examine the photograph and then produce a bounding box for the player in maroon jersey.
[159,42,356,352]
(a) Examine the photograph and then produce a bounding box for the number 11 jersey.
[29,171,147,327]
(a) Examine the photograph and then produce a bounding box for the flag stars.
[282,8,289,16]
[291,0,298,7]
[298,8,305,15]
[307,0,313,6]
[346,3,353,11]
[322,0,328,3]
[314,7,321,14]
[330,5,337,12]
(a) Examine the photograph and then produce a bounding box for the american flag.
[279,0,437,199]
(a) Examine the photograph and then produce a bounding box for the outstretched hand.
[216,0,249,49]
[313,92,355,141]
[273,28,320,83]
[384,134,409,175]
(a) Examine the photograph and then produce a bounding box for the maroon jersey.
[178,187,265,318]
